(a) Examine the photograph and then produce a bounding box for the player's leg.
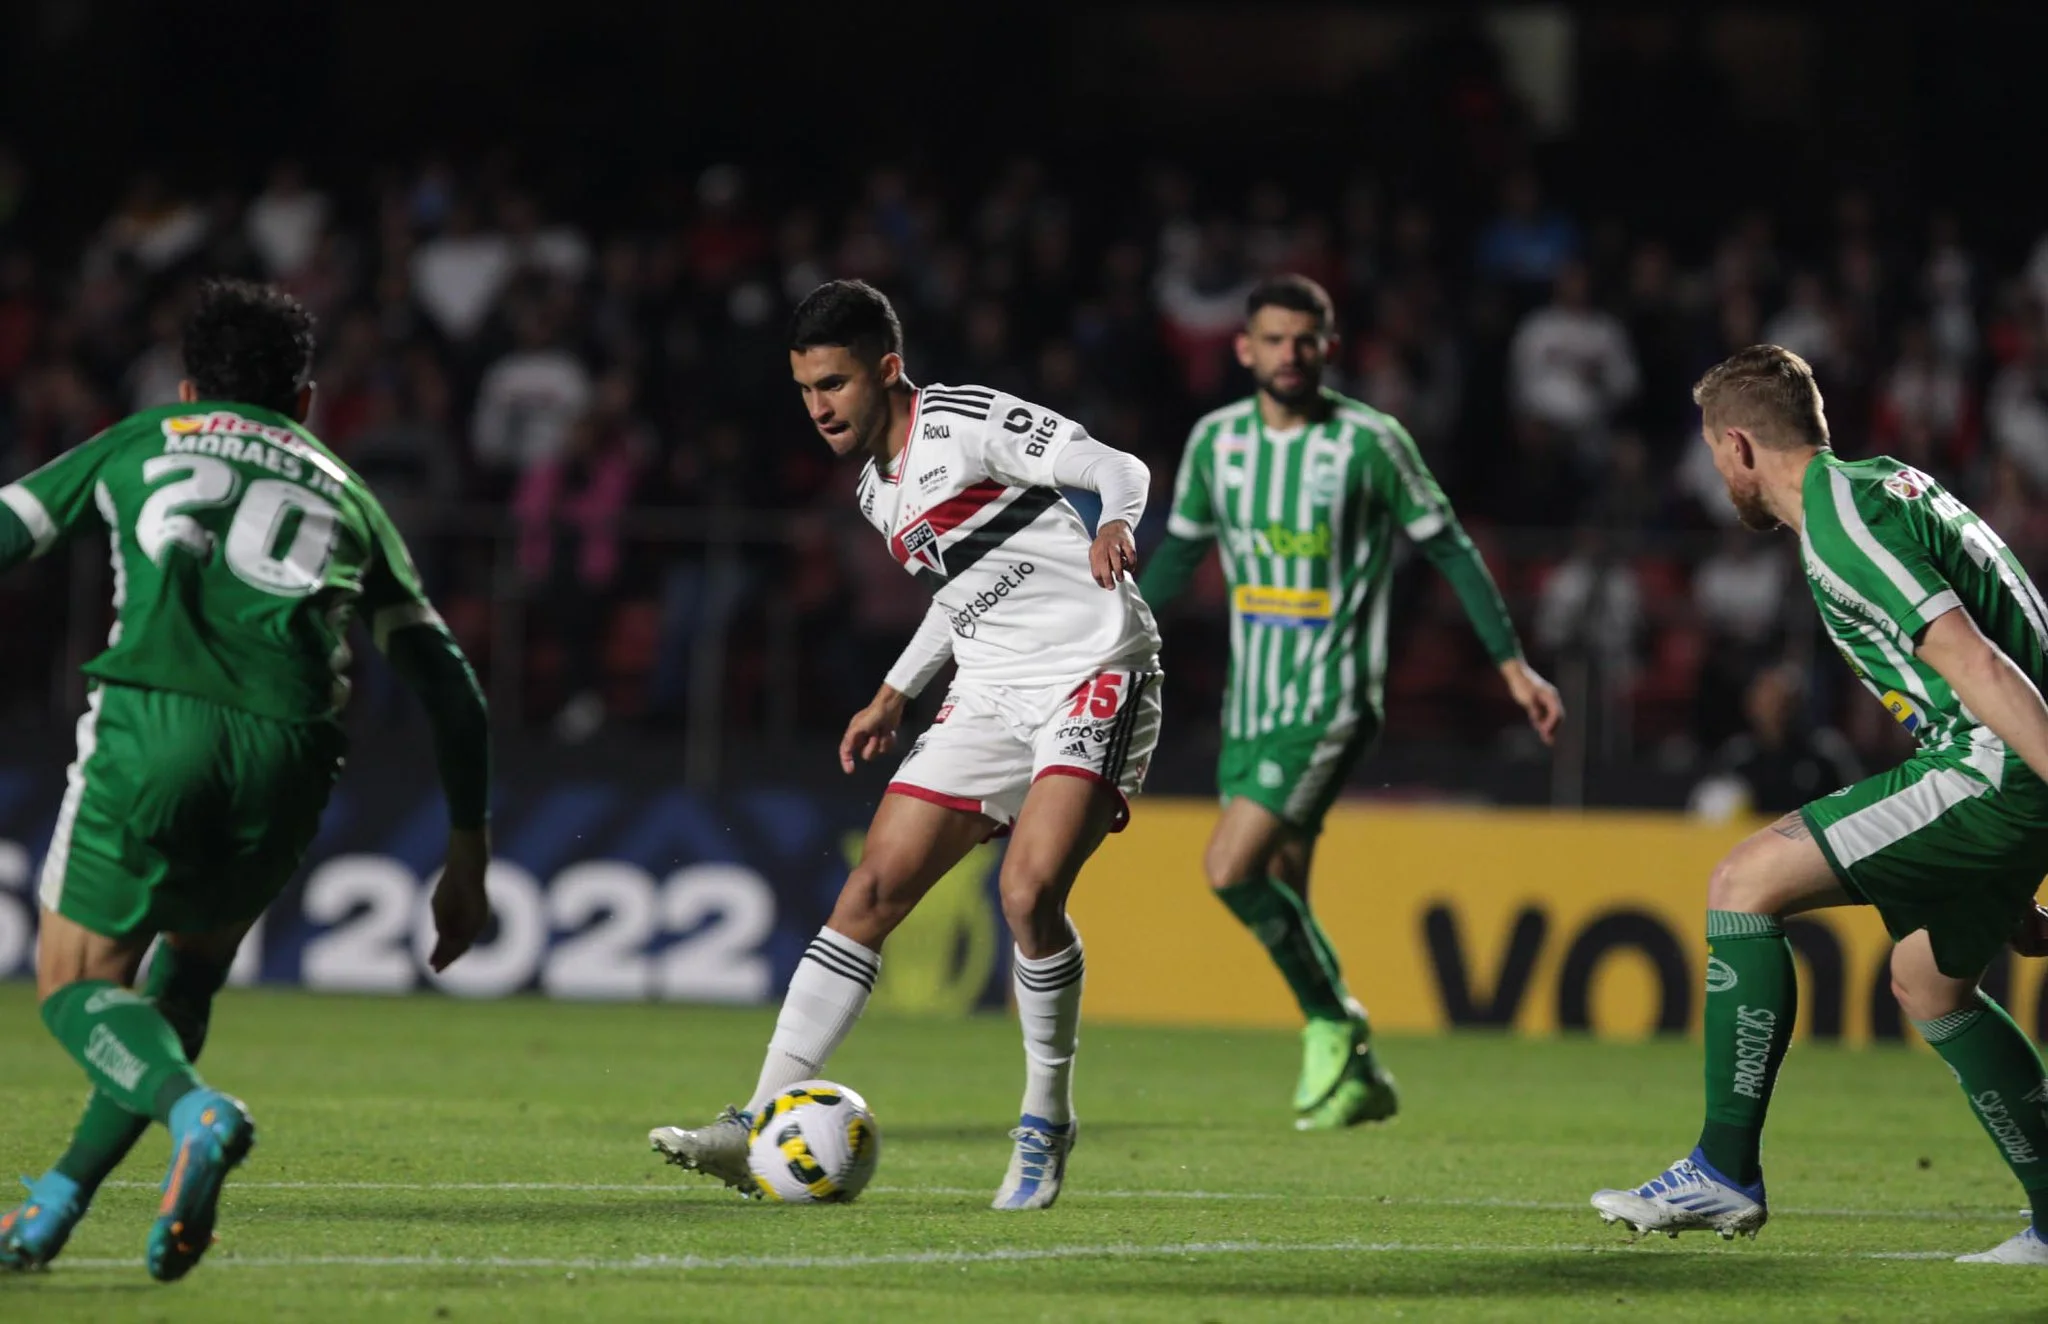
[755,791,995,1108]
[1889,928,2048,1263]
[134,699,341,1282]
[31,929,240,1223]
[1592,810,1844,1239]
[1207,728,1377,1118]
[651,790,993,1191]
[989,770,1119,1210]
[990,666,1162,1210]
[3,688,221,1272]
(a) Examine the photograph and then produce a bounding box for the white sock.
[747,928,879,1114]
[1014,933,1085,1126]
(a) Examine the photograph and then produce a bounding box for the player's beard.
[1256,366,1321,412]
[1730,481,1779,532]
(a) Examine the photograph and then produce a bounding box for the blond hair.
[1692,344,1830,450]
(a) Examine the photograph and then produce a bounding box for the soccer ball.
[746,1080,881,1203]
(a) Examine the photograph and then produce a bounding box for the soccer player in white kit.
[650,280,1163,1210]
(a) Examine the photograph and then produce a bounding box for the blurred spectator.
[1508,260,1639,457]
[1156,220,1254,402]
[1475,169,1580,295]
[503,192,590,285]
[1535,526,1642,676]
[1923,212,1978,368]
[516,411,644,742]
[0,250,39,391]
[1760,272,1838,371]
[346,354,464,590]
[246,162,330,280]
[1987,314,2048,490]
[411,199,512,342]
[647,419,770,726]
[472,303,592,483]
[1690,531,1790,750]
[1689,664,1862,821]
[1873,321,1976,474]
[93,174,207,276]
[123,298,187,411]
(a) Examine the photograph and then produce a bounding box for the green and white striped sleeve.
[1165,422,1217,541]
[1806,467,1959,643]
[1363,415,1452,541]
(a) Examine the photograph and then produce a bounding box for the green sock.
[40,979,203,1125]
[1916,993,2048,1231]
[1216,876,1355,1024]
[53,948,228,1191]
[1696,911,1795,1188]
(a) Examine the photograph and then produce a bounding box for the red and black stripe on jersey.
[889,483,1062,591]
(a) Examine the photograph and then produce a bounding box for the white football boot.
[991,1115,1076,1211]
[649,1106,758,1196]
[1591,1150,1768,1240]
[1958,1226,2048,1264]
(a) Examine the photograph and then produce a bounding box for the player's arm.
[1918,608,2048,785]
[1049,435,1147,587]
[974,397,1148,590]
[0,432,122,572]
[361,509,492,971]
[841,605,953,774]
[1918,605,2048,957]
[1372,418,1563,744]
[1137,425,1216,611]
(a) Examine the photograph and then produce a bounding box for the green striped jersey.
[0,401,443,721]
[1798,452,2048,774]
[1165,391,1454,738]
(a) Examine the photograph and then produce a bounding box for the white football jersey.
[856,383,1161,690]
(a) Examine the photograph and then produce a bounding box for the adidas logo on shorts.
[1061,741,1089,757]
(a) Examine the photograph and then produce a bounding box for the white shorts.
[888,664,1163,833]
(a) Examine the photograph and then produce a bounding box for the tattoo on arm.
[1770,815,1812,842]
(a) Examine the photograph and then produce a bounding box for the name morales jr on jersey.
[0,401,442,720]
[855,383,1160,690]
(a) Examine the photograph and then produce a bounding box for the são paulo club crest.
[1883,467,1932,501]
[899,519,944,575]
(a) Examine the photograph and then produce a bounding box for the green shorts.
[38,683,346,940]
[1218,722,1377,837]
[1801,740,2048,978]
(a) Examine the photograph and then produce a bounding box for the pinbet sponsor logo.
[1732,1005,1777,1100]
[949,561,1036,638]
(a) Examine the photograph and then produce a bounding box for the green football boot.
[1295,1050,1399,1131]
[1294,1017,1367,1113]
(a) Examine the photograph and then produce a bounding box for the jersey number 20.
[135,454,341,597]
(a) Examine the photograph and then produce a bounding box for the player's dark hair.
[1693,344,1830,450]
[1245,274,1336,333]
[788,279,903,364]
[182,278,316,416]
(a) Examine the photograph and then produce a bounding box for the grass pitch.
[1,985,2042,1321]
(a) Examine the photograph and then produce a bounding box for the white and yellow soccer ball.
[746,1080,881,1203]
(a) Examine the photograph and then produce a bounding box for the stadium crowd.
[2,144,2046,796]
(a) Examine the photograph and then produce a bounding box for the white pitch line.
[47,1239,1974,1274]
[94,1179,2025,1223]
